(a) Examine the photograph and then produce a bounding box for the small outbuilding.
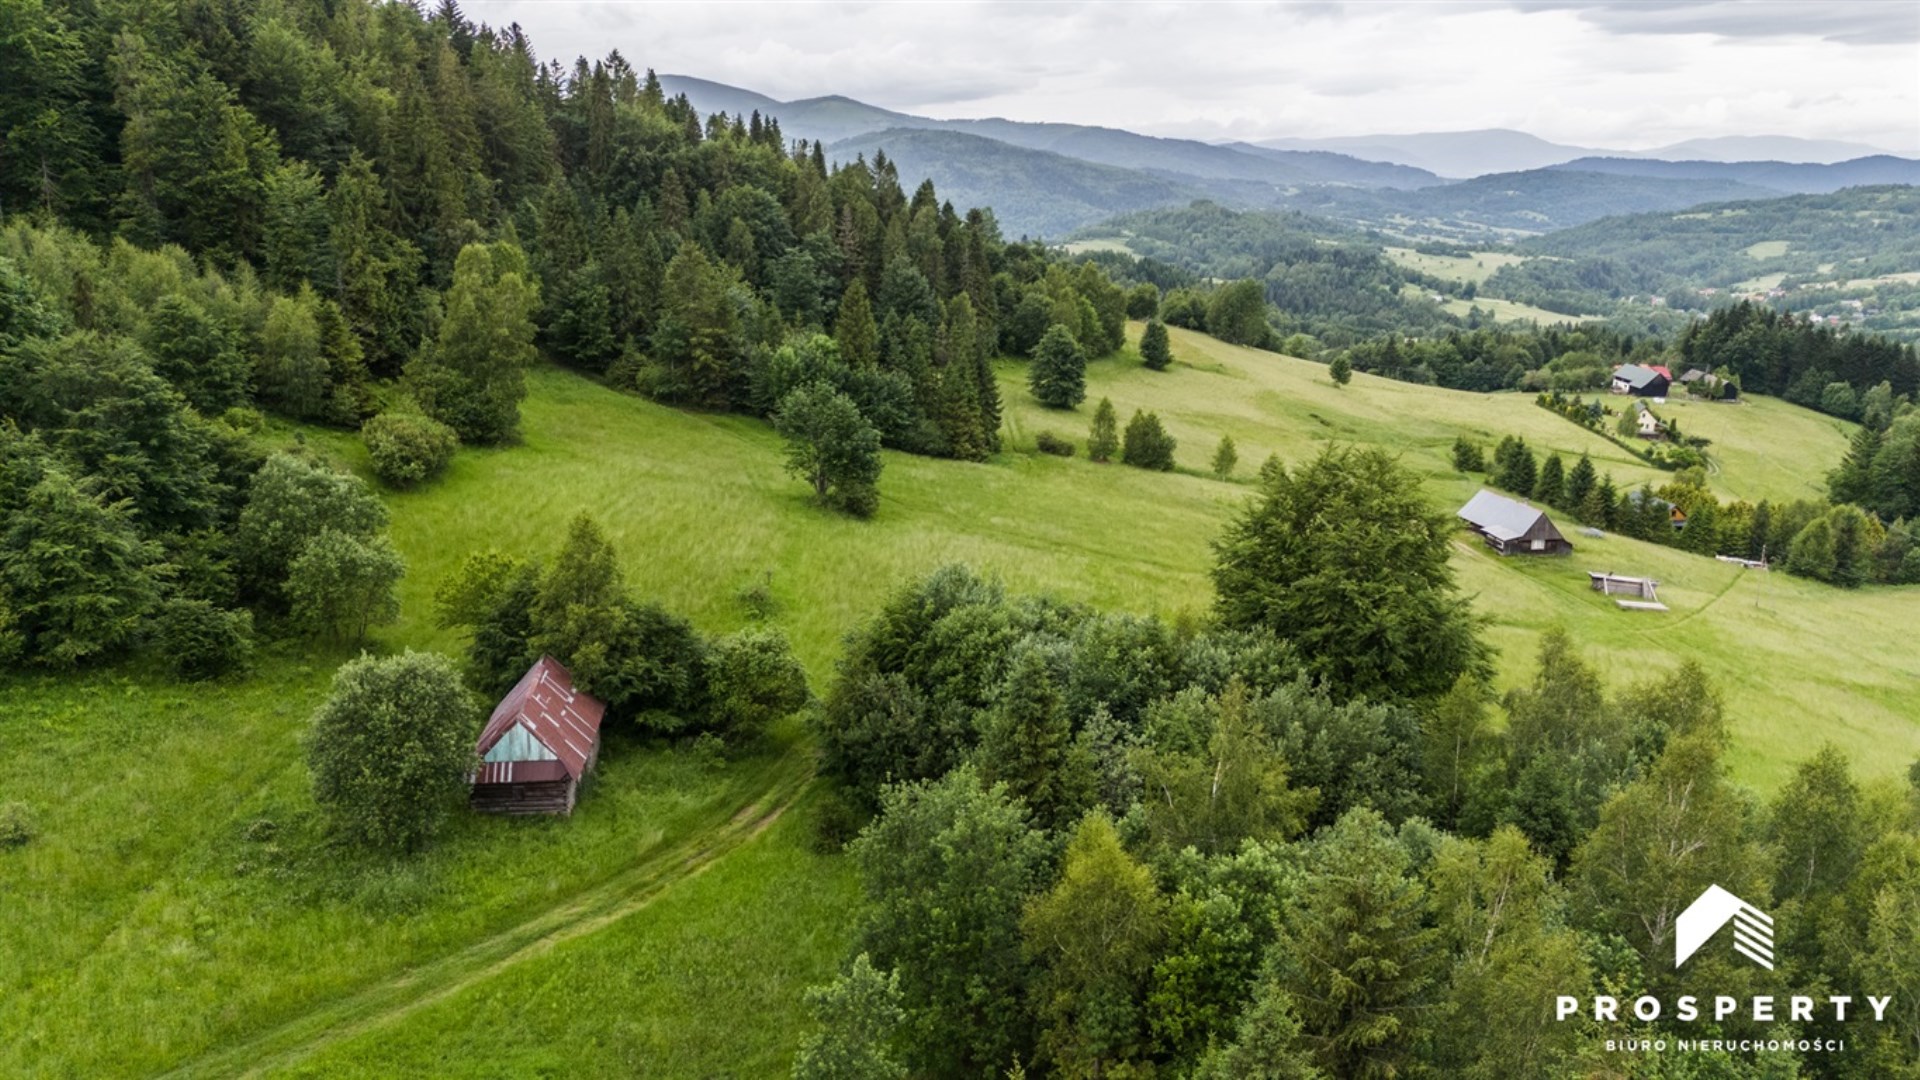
[1588,571,1660,601]
[1457,489,1573,556]
[471,655,606,816]
[1611,363,1671,398]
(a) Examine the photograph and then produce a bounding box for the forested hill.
[826,129,1203,238]
[0,0,1165,673]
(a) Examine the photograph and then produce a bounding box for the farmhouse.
[1457,489,1573,556]
[1611,363,1671,398]
[471,655,606,816]
[1636,403,1667,440]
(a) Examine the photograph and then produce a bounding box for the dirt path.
[157,756,814,1080]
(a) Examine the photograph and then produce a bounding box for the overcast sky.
[465,1,1920,153]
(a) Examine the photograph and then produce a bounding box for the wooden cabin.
[1457,489,1573,556]
[471,656,606,816]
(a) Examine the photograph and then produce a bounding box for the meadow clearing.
[1,321,1913,1075]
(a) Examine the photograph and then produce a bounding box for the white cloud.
[464,0,1920,153]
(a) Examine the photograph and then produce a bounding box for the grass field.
[1383,245,1527,284]
[1,320,1913,1075]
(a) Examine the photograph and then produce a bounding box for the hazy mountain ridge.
[663,75,1913,241]
[1546,155,1920,195]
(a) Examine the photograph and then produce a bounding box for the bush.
[705,627,811,742]
[1035,431,1075,457]
[362,412,459,489]
[308,651,478,853]
[0,802,34,848]
[150,598,254,680]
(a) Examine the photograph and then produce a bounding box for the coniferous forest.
[3,3,1919,1079]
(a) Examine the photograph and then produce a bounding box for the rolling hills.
[4,322,1913,1075]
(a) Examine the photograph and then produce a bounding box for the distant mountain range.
[1251,130,1891,178]
[659,75,1915,241]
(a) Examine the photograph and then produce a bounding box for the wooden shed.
[471,656,606,816]
[1457,489,1573,556]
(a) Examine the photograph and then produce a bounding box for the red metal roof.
[474,656,606,782]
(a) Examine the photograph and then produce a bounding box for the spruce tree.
[1122,410,1176,471]
[1328,353,1352,386]
[1565,453,1597,512]
[835,279,880,369]
[1140,319,1173,370]
[1087,398,1119,463]
[1029,324,1087,409]
[1533,453,1565,508]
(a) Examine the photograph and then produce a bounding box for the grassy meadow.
[1,319,1914,1075]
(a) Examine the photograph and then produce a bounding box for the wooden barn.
[471,656,606,816]
[1458,489,1573,556]
[1611,363,1672,398]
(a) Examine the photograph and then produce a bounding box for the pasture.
[0,320,1912,1075]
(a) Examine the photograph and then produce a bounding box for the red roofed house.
[471,656,606,815]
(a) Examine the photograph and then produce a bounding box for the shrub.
[0,802,34,848]
[363,412,459,489]
[308,651,478,853]
[1035,431,1075,457]
[706,627,811,742]
[150,598,254,680]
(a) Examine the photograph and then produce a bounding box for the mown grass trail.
[159,754,814,1079]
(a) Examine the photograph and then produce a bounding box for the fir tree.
[1533,453,1565,508]
[1328,353,1352,386]
[835,279,880,370]
[1140,319,1173,370]
[1029,324,1087,409]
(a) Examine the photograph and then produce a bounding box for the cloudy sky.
[465,1,1920,153]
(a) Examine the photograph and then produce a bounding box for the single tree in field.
[1087,397,1119,462]
[1211,446,1488,702]
[1122,409,1177,470]
[308,651,478,853]
[777,382,883,517]
[1029,324,1087,409]
[1212,434,1239,480]
[1140,319,1173,370]
[408,240,539,445]
[1328,353,1352,387]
